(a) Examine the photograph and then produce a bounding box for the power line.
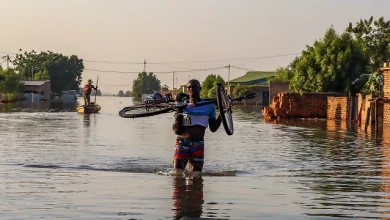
[84,60,148,64]
[158,63,195,70]
[84,69,142,74]
[230,65,265,72]
[0,52,17,55]
[84,66,227,74]
[83,52,300,65]
[234,53,300,66]
[157,53,300,64]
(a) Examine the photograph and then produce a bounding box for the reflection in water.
[3,97,390,219]
[0,100,78,113]
[172,176,204,219]
[263,118,390,218]
[83,114,90,127]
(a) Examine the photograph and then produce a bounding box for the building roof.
[229,71,276,85]
[22,80,50,86]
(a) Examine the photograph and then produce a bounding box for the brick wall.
[327,97,350,120]
[384,103,390,124]
[384,68,390,98]
[381,63,390,124]
[262,92,344,119]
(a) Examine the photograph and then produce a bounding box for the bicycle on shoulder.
[118,83,256,136]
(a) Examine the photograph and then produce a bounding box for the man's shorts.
[174,138,204,164]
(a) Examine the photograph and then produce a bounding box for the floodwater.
[1,96,390,220]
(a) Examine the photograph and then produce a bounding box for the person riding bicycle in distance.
[172,79,222,172]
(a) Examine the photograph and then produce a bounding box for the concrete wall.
[23,81,51,101]
[269,81,290,104]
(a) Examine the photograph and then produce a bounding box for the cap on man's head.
[187,79,201,87]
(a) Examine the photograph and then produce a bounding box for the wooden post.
[365,105,371,131]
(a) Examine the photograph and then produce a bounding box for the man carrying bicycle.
[172,79,222,172]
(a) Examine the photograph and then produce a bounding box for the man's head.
[186,79,201,99]
[88,79,92,84]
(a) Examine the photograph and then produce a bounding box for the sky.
[0,0,389,94]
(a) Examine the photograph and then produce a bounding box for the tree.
[0,68,24,101]
[287,27,369,94]
[272,58,298,81]
[232,83,251,98]
[162,84,169,91]
[12,50,84,94]
[200,74,225,98]
[33,69,50,80]
[131,72,161,98]
[118,90,124,97]
[346,16,390,95]
[124,90,131,97]
[179,85,185,93]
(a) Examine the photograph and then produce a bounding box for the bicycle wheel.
[216,83,234,135]
[119,104,174,118]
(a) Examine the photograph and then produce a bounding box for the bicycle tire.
[119,105,174,118]
[216,83,234,135]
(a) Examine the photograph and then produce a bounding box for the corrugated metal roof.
[22,80,50,86]
[229,71,276,85]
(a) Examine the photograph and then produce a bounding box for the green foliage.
[12,50,84,93]
[124,90,131,97]
[284,27,369,94]
[207,86,217,98]
[34,69,50,80]
[131,72,161,98]
[272,59,297,81]
[118,90,124,96]
[232,83,252,98]
[200,74,225,98]
[0,68,24,101]
[179,85,185,93]
[346,16,390,95]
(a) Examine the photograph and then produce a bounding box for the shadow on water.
[0,100,78,112]
[262,117,390,219]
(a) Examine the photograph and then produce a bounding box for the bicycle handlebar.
[173,92,256,110]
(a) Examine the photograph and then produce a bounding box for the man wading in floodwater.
[172,79,222,172]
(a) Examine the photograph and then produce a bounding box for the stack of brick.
[327,97,350,120]
[262,92,342,119]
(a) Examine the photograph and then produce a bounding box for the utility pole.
[173,71,175,91]
[143,59,146,72]
[6,55,9,69]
